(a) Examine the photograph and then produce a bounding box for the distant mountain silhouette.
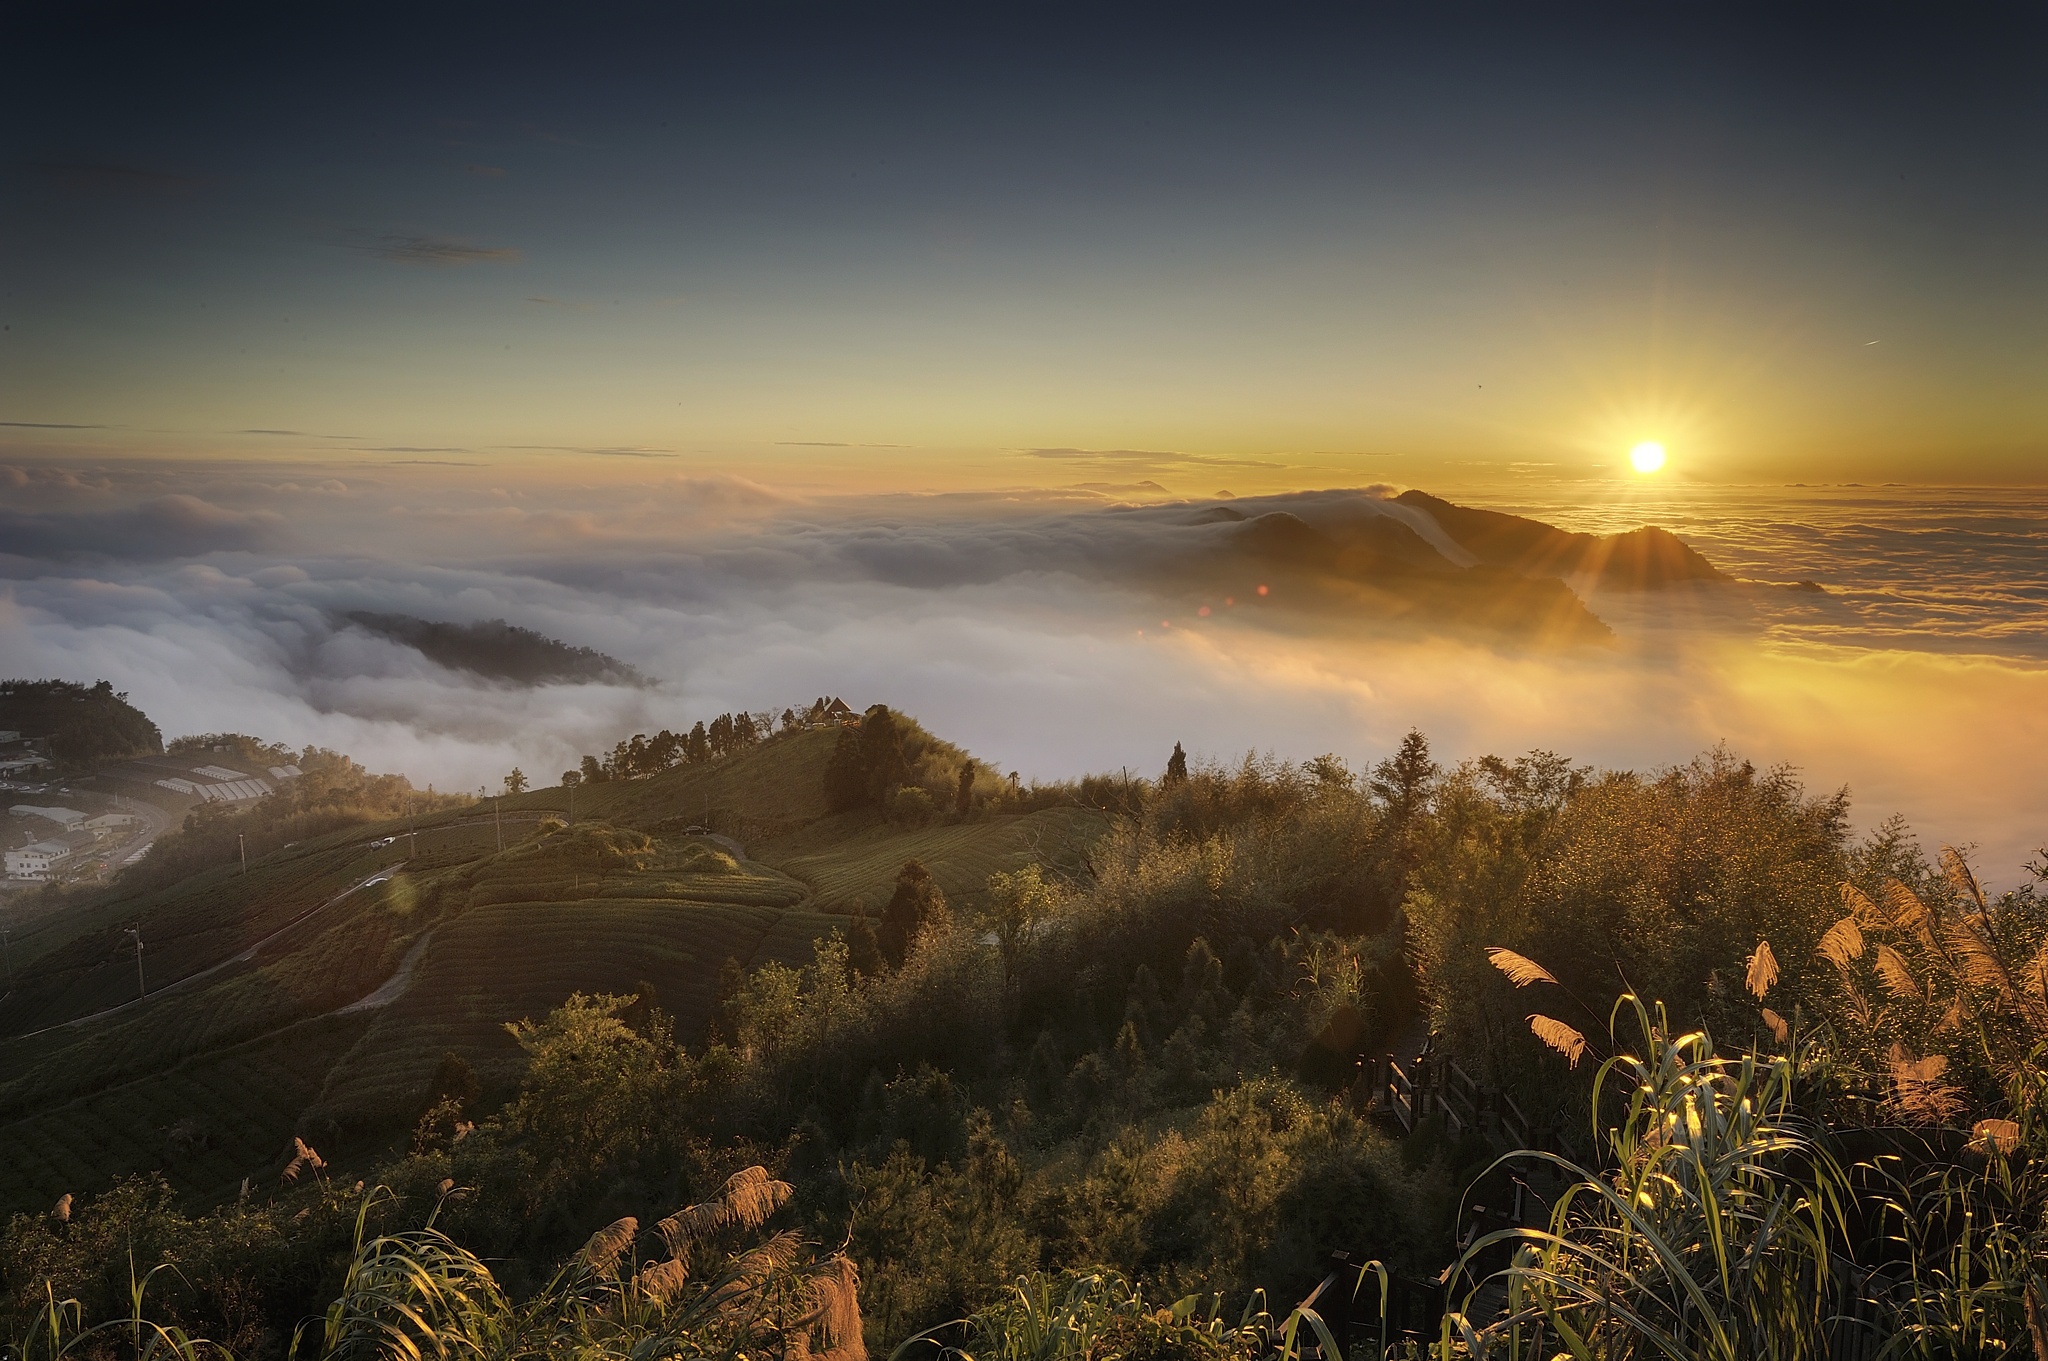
[342,612,647,686]
[1394,490,1725,589]
[1134,497,1614,643]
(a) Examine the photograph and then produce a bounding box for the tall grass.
[299,1169,865,1361]
[1434,995,1846,1360]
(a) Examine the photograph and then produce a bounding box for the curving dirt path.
[337,928,435,1014]
[9,864,404,1040]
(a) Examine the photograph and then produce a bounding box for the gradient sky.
[6,2,2048,488]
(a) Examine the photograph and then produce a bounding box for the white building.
[8,804,87,828]
[83,812,141,831]
[6,839,70,879]
[5,829,103,880]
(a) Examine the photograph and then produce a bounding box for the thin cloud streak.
[346,232,521,266]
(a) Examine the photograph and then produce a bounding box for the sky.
[6,2,2048,487]
[4,4,2046,881]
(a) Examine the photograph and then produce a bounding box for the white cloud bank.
[1,462,2042,880]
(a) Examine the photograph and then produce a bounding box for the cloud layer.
[2,462,2043,878]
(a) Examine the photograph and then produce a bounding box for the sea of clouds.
[3,460,2044,880]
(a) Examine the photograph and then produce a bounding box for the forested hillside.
[3,705,2045,1360]
[0,678,161,773]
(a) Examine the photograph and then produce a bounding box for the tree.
[955,763,975,815]
[708,713,734,756]
[561,770,581,788]
[1368,729,1436,820]
[563,823,655,887]
[1164,742,1189,787]
[821,705,916,813]
[686,721,710,764]
[429,1050,482,1107]
[859,705,912,802]
[503,767,528,795]
[986,862,1059,983]
[824,727,868,812]
[580,754,607,785]
[876,859,949,968]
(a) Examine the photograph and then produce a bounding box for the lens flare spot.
[1256,584,1269,596]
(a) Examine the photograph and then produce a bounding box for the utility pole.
[125,927,146,1000]
[238,832,247,876]
[494,795,503,852]
[567,783,574,827]
[408,791,417,857]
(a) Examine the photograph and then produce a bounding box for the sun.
[1629,441,1667,474]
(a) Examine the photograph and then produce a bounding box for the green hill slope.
[0,716,1111,1217]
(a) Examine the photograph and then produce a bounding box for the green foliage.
[877,862,949,969]
[120,745,460,892]
[929,1270,1276,1361]
[1450,997,1847,1360]
[0,679,161,774]
[19,704,2048,1361]
[1406,748,1853,1106]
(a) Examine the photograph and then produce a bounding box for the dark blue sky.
[7,2,2046,484]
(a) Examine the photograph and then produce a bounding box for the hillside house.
[4,829,99,880]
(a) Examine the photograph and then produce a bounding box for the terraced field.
[0,1012,373,1213]
[766,806,1107,913]
[303,897,841,1132]
[0,721,1113,1217]
[0,839,412,1033]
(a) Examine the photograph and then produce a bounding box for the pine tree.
[1164,741,1189,787]
[955,763,975,814]
[823,726,868,812]
[1369,728,1437,820]
[877,858,949,967]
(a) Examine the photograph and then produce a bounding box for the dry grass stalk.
[787,1256,865,1361]
[635,1256,690,1304]
[1842,882,1883,927]
[1944,917,2014,996]
[1940,845,1989,915]
[1887,1044,1964,1123]
[1881,880,1938,951]
[719,1165,792,1229]
[1874,945,1922,1002]
[1818,915,1865,970]
[1970,1118,2022,1155]
[580,1216,638,1277]
[1745,940,1780,1000]
[726,1231,805,1290]
[281,1136,326,1184]
[1487,947,1558,988]
[1761,1008,1790,1044]
[2025,940,2048,1002]
[51,1193,71,1223]
[655,1166,793,1266]
[1529,1013,1586,1067]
